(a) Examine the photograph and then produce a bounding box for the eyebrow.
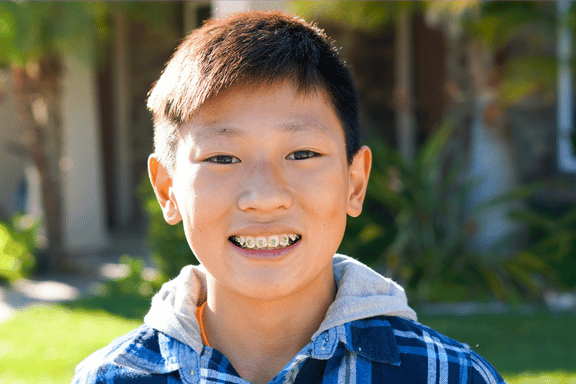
[194,118,333,141]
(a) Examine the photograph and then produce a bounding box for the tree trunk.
[11,55,65,272]
[466,41,522,254]
[394,7,416,162]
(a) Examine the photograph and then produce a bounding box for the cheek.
[175,171,232,235]
[190,170,235,207]
[298,167,349,219]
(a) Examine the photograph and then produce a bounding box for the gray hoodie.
[144,254,417,354]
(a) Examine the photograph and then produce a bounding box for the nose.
[237,161,293,212]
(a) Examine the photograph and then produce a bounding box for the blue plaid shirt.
[72,315,505,383]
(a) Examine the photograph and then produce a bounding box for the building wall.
[61,54,109,252]
[212,0,286,18]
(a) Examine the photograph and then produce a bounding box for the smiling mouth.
[229,234,302,250]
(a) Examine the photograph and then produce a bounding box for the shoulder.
[384,316,506,384]
[71,324,181,383]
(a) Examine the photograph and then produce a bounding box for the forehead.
[180,81,344,143]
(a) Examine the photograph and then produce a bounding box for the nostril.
[237,182,293,212]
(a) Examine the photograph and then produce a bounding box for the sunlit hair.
[147,11,360,173]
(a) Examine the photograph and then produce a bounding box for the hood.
[144,264,208,354]
[144,254,417,354]
[312,255,417,339]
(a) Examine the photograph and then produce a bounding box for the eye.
[204,155,240,164]
[286,150,320,160]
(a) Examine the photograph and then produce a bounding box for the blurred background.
[1,2,576,383]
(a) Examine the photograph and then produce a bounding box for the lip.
[229,238,300,261]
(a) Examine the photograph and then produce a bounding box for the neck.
[203,271,336,384]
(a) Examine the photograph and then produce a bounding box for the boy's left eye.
[286,150,320,160]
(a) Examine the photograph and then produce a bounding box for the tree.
[0,2,108,271]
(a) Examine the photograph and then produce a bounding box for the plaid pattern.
[72,315,505,384]
[73,316,504,384]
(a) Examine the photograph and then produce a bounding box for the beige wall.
[61,54,110,252]
[212,0,286,18]
[112,10,133,230]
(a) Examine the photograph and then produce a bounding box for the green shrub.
[362,114,476,302]
[0,214,39,283]
[346,114,546,303]
[508,199,576,290]
[102,255,164,299]
[137,172,198,281]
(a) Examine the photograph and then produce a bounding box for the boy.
[73,12,505,384]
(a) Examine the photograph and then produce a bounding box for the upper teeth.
[232,234,299,249]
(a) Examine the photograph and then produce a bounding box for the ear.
[346,146,372,218]
[148,154,182,225]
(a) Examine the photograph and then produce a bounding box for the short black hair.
[148,11,360,172]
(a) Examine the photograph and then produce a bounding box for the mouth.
[228,233,302,250]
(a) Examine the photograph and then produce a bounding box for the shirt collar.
[114,316,401,377]
[311,316,401,365]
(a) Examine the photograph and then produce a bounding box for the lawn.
[1,294,575,383]
[0,294,150,384]
[421,313,576,384]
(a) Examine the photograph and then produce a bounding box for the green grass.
[505,373,576,384]
[1,294,575,383]
[0,294,149,384]
[419,312,576,383]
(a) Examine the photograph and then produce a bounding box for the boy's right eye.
[204,155,240,164]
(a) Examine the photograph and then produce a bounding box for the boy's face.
[150,81,371,301]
